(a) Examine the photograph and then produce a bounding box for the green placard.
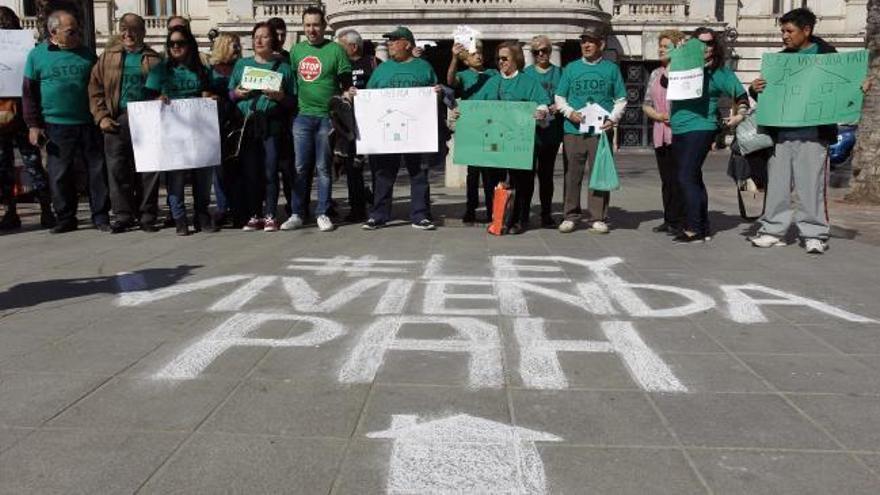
[453,100,536,170]
[668,38,705,72]
[756,50,868,127]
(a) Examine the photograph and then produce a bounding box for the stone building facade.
[3,0,869,146]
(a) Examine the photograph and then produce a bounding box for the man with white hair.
[23,10,110,234]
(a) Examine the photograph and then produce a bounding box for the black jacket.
[749,36,838,144]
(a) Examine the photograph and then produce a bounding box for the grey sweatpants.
[758,139,829,241]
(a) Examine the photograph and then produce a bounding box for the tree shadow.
[0,265,202,312]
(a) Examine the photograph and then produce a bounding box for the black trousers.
[507,163,536,228]
[45,123,110,225]
[654,144,685,228]
[103,113,160,224]
[465,166,504,220]
[534,140,561,217]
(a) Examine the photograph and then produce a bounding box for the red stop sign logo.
[298,56,323,82]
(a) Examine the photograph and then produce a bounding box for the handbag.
[487,182,515,236]
[735,110,774,155]
[589,132,620,191]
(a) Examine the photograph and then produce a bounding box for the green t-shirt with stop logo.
[291,40,351,117]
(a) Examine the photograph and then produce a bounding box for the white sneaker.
[558,220,576,233]
[589,220,610,234]
[805,238,828,254]
[750,234,786,248]
[317,214,334,232]
[280,214,302,231]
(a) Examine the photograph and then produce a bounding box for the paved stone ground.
[1,150,879,494]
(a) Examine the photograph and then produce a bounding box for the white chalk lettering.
[514,318,687,392]
[339,316,503,388]
[154,312,345,379]
[115,274,254,307]
[721,284,877,324]
[423,280,498,315]
[281,276,413,314]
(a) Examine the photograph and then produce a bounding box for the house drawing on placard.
[367,413,563,494]
[769,65,854,124]
[378,109,414,143]
[483,118,515,153]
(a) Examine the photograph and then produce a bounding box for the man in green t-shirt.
[284,6,352,233]
[360,26,439,231]
[22,10,110,234]
[89,13,163,233]
[554,24,627,235]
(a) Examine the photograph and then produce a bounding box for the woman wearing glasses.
[446,40,501,224]
[472,42,551,234]
[669,27,748,243]
[523,36,563,228]
[144,26,218,236]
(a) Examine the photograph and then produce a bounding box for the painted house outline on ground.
[378,108,415,143]
[367,413,563,494]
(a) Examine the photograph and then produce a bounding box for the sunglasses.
[531,48,550,56]
[497,56,509,62]
[169,40,188,48]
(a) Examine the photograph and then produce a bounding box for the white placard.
[128,98,221,172]
[453,25,479,54]
[354,87,438,155]
[666,67,704,100]
[578,103,609,134]
[0,30,35,97]
[240,66,283,91]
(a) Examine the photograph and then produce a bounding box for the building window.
[772,0,784,14]
[145,0,176,17]
[23,0,37,17]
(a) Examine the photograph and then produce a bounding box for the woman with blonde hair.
[209,32,242,227]
[642,29,686,235]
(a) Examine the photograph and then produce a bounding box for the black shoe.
[175,218,190,236]
[162,215,175,228]
[508,223,525,235]
[39,209,56,229]
[652,223,670,233]
[196,213,219,233]
[672,232,705,244]
[95,223,113,233]
[109,220,134,234]
[0,211,21,230]
[462,212,476,225]
[50,221,77,234]
[540,215,556,228]
[362,218,383,230]
[141,222,160,233]
[412,219,436,231]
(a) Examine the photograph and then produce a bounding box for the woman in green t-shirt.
[229,22,297,233]
[145,26,216,236]
[669,27,749,243]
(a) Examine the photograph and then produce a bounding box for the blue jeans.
[241,135,279,218]
[45,123,109,225]
[370,153,431,224]
[671,130,715,236]
[167,167,213,220]
[292,115,332,217]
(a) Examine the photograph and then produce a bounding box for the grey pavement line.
[0,426,37,456]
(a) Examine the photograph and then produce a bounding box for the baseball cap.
[580,24,608,41]
[383,26,416,45]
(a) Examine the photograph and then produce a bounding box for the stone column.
[375,42,389,61]
[551,43,562,67]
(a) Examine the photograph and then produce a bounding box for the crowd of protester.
[0,6,853,254]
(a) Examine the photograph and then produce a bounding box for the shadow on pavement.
[0,265,202,311]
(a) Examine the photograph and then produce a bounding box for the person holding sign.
[747,8,840,254]
[669,28,748,244]
[554,25,627,235]
[447,39,500,224]
[642,29,687,236]
[524,35,565,228]
[286,6,352,233]
[144,26,218,236]
[89,13,163,233]
[0,7,55,231]
[471,42,551,235]
[22,10,110,234]
[229,22,297,233]
[355,26,439,231]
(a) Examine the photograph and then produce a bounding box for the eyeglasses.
[497,56,509,62]
[531,48,550,56]
[169,40,187,48]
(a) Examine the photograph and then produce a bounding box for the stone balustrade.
[327,0,601,10]
[21,17,39,31]
[613,0,689,19]
[253,0,315,19]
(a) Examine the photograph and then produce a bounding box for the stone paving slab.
[0,151,879,493]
